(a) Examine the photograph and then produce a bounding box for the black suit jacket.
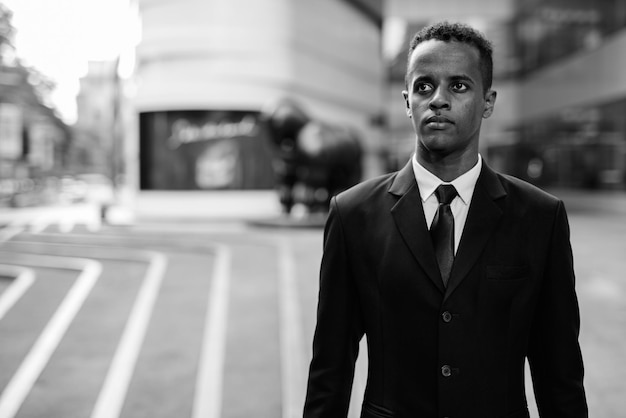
[303,161,587,418]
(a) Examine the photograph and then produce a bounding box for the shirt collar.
[412,153,482,205]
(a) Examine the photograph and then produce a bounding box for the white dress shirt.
[411,154,482,254]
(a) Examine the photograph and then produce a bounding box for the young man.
[303,22,587,418]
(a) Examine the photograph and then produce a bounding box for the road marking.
[278,238,369,418]
[192,245,232,418]
[525,359,539,417]
[0,254,102,418]
[30,213,55,234]
[1,240,176,418]
[29,223,47,234]
[348,339,368,418]
[86,214,101,232]
[0,226,22,242]
[277,238,307,418]
[7,235,232,418]
[0,204,103,236]
[0,213,27,242]
[58,216,75,233]
[90,251,168,418]
[0,265,35,321]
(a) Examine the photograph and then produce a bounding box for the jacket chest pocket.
[482,265,531,312]
[486,265,529,281]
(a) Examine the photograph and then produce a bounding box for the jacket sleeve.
[303,196,364,417]
[528,200,588,417]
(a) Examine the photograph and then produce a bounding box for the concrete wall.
[518,28,626,121]
[133,0,384,178]
[386,0,516,21]
[135,0,292,112]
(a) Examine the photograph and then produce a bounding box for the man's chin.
[419,136,456,153]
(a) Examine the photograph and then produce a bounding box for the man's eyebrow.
[411,75,434,84]
[412,74,476,84]
[450,75,475,84]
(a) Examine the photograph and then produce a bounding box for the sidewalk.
[129,188,626,222]
[2,188,625,226]
[131,190,283,222]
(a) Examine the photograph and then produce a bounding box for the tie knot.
[435,184,457,205]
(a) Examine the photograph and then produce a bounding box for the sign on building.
[140,110,275,190]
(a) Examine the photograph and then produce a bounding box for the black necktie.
[430,184,458,287]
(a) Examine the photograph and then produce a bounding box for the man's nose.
[429,87,450,110]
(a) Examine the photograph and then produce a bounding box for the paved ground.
[0,189,624,417]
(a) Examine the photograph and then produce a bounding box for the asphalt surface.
[0,189,624,418]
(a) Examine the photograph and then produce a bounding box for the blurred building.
[72,61,123,179]
[131,0,384,191]
[119,0,626,195]
[0,3,70,207]
[385,0,626,191]
[494,0,626,191]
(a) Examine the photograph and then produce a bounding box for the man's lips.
[425,115,453,124]
[424,115,453,130]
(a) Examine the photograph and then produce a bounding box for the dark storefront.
[488,98,626,190]
[486,1,626,191]
[139,110,275,190]
[513,0,626,78]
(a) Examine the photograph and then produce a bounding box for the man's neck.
[416,151,479,182]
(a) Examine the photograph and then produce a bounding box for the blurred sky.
[3,0,139,124]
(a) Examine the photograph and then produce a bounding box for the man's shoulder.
[496,171,561,208]
[335,171,398,206]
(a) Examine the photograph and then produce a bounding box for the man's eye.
[416,83,433,93]
[452,83,468,92]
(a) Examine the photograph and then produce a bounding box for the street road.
[0,198,624,418]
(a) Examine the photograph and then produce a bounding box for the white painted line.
[0,213,27,242]
[0,226,22,242]
[29,222,47,234]
[192,245,232,418]
[86,215,102,232]
[0,240,175,418]
[90,251,168,418]
[525,359,539,417]
[0,255,102,418]
[277,239,307,418]
[0,265,35,321]
[58,216,75,233]
[4,238,223,418]
[30,213,53,234]
[348,340,368,418]
[87,205,103,232]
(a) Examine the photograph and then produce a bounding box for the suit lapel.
[389,162,445,294]
[444,163,506,301]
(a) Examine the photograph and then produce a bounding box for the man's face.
[403,39,496,158]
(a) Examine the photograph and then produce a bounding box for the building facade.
[0,3,69,207]
[384,0,626,191]
[126,0,626,194]
[72,61,122,179]
[497,0,626,190]
[131,0,384,191]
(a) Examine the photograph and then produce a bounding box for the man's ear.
[483,89,497,119]
[402,90,411,118]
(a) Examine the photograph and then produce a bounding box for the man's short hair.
[405,21,494,93]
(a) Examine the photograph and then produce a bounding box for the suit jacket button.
[442,311,452,322]
[441,365,452,377]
